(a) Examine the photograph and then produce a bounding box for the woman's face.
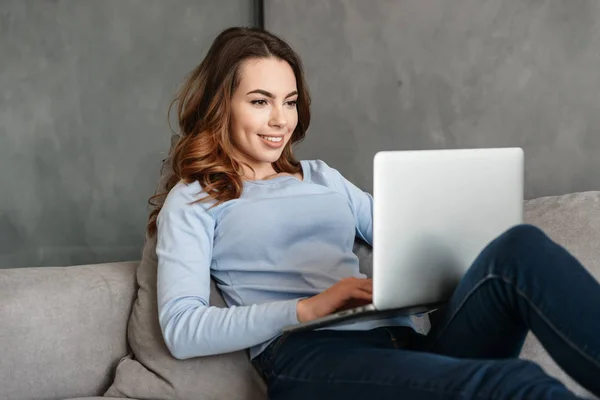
[229,57,299,177]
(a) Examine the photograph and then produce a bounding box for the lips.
[258,134,285,139]
[258,134,285,148]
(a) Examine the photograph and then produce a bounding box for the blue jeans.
[252,224,600,399]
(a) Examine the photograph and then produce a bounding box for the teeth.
[260,135,283,142]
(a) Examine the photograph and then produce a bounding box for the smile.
[258,135,283,142]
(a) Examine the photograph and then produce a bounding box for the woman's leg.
[414,224,600,396]
[253,328,580,400]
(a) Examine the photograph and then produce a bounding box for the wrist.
[296,297,313,323]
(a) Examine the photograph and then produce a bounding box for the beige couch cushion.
[0,262,137,400]
[520,191,600,399]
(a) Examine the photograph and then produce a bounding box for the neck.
[232,149,277,181]
[242,163,278,181]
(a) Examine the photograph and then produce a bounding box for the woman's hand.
[296,277,373,323]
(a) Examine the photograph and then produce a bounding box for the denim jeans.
[252,224,600,399]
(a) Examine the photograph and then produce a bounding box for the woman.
[148,27,600,399]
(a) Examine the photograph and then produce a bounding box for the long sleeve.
[326,166,374,246]
[156,183,300,359]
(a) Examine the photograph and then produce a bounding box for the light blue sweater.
[156,159,413,360]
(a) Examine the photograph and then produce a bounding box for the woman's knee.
[504,223,547,240]
[494,224,551,256]
[478,224,557,278]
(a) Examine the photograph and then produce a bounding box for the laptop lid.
[372,148,524,310]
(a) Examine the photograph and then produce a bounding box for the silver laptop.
[283,147,524,333]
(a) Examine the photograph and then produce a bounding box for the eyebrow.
[246,89,298,99]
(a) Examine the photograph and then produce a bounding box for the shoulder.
[302,159,340,179]
[302,159,345,188]
[161,180,215,218]
[156,181,216,243]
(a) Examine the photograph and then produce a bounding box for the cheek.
[238,107,267,134]
[288,110,299,132]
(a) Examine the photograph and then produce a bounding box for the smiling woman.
[146,27,312,235]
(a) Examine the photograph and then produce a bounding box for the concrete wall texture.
[0,0,252,267]
[267,0,600,200]
[2,0,600,267]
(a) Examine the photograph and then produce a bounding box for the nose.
[269,105,287,129]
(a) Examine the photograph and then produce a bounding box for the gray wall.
[0,0,252,268]
[267,0,600,200]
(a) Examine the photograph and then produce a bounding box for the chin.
[259,152,284,163]
[254,146,288,163]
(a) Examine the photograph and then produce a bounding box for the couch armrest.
[0,261,138,400]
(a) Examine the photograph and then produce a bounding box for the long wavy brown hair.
[146,27,311,236]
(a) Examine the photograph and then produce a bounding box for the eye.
[251,99,268,106]
[286,100,298,107]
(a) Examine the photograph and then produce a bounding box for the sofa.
[1,188,599,400]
